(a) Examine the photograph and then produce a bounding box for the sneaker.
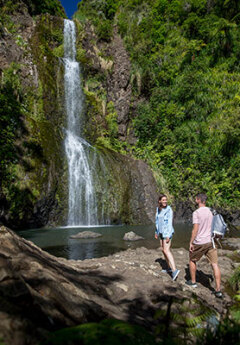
[213,290,223,298]
[161,268,172,273]
[185,280,197,288]
[172,269,180,281]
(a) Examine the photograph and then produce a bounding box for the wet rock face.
[128,159,158,224]
[174,201,195,224]
[96,149,159,225]
[0,226,236,345]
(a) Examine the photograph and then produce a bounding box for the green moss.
[74,18,84,37]
[84,89,107,142]
[95,137,114,151]
[106,101,118,138]
[52,44,64,58]
[76,47,88,64]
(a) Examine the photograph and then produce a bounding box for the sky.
[59,0,80,18]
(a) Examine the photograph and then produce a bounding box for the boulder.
[123,231,144,241]
[222,238,240,250]
[70,231,102,239]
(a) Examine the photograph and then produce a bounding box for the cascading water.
[64,19,98,226]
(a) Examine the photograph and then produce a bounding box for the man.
[186,193,222,298]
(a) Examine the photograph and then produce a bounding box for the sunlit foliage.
[76,0,240,209]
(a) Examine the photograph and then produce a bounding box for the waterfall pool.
[19,224,193,260]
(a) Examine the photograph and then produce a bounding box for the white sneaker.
[172,269,180,281]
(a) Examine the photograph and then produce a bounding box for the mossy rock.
[0,12,68,229]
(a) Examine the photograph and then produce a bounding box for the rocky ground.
[0,226,239,345]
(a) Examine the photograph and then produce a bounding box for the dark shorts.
[159,234,172,240]
[189,242,218,264]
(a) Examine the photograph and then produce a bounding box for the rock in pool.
[123,231,144,241]
[70,231,102,239]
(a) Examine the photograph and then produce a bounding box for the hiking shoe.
[212,290,223,298]
[185,280,197,288]
[172,269,180,281]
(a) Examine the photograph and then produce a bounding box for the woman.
[155,194,180,281]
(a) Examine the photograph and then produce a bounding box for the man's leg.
[189,260,197,283]
[211,263,221,291]
[206,248,221,292]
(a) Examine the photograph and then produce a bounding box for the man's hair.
[196,193,207,203]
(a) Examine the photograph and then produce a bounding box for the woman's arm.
[162,207,173,238]
[155,208,159,238]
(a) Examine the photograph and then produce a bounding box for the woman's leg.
[160,239,170,268]
[162,239,176,272]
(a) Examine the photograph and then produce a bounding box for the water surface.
[19,224,192,260]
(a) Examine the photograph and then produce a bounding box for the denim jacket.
[155,205,174,238]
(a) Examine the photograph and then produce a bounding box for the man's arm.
[189,224,199,252]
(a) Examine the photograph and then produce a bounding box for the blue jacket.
[155,205,174,238]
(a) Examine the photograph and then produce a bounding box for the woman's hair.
[158,194,167,202]
[158,194,167,208]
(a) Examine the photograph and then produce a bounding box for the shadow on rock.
[184,265,214,291]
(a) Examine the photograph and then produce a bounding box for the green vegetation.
[199,264,240,345]
[155,296,214,341]
[76,0,117,41]
[41,298,240,345]
[41,319,157,345]
[228,262,240,322]
[22,0,65,17]
[75,0,240,209]
[0,0,66,17]
[0,63,23,184]
[0,63,36,223]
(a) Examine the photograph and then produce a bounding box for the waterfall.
[64,19,98,226]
